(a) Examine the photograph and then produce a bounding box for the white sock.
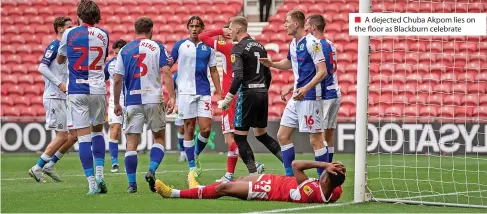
[225,172,233,177]
[190,167,196,171]
[87,176,96,190]
[180,151,186,156]
[329,147,335,153]
[96,166,104,179]
[171,189,181,198]
[33,165,42,171]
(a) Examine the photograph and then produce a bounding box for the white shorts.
[177,94,212,120]
[322,97,341,129]
[123,103,166,134]
[175,114,184,126]
[44,98,68,131]
[108,104,123,125]
[280,99,323,133]
[67,94,106,130]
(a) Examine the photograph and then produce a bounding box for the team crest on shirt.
[313,43,321,53]
[57,123,64,129]
[202,45,207,51]
[299,43,305,51]
[45,50,53,58]
[231,54,236,63]
[303,185,313,196]
[218,41,226,45]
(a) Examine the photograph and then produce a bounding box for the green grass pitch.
[2,153,486,213]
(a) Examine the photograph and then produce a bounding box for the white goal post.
[354,0,487,209]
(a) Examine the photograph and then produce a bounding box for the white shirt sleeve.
[208,48,217,67]
[307,39,325,65]
[114,52,125,76]
[38,63,62,86]
[57,28,70,56]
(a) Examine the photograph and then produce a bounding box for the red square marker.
[355,17,361,23]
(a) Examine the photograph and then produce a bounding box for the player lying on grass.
[155,160,345,203]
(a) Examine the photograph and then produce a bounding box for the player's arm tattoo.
[229,53,244,95]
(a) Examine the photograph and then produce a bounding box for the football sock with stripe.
[184,140,196,170]
[92,132,106,178]
[281,143,295,176]
[109,139,119,166]
[125,151,138,188]
[149,143,165,173]
[314,147,328,177]
[79,134,95,189]
[234,134,257,173]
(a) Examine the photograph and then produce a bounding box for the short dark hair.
[134,17,153,34]
[327,171,346,187]
[53,16,72,34]
[287,9,305,27]
[187,16,205,29]
[113,39,127,50]
[77,0,101,25]
[230,16,248,32]
[307,14,326,33]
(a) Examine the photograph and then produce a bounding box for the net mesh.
[365,0,487,207]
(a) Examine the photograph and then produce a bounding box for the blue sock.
[177,133,184,152]
[50,152,62,163]
[195,133,208,156]
[78,135,94,178]
[149,144,165,173]
[184,140,196,168]
[109,140,119,166]
[328,147,334,162]
[36,153,50,168]
[314,147,328,177]
[92,132,106,178]
[125,151,138,188]
[281,143,295,176]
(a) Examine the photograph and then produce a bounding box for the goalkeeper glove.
[217,93,235,110]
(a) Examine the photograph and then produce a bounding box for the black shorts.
[234,91,268,131]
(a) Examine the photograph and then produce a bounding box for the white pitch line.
[1,168,226,181]
[245,201,358,213]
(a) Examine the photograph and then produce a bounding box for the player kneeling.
[155,160,345,203]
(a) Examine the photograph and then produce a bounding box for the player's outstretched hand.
[58,83,67,93]
[166,97,175,114]
[114,104,123,116]
[258,58,273,68]
[293,87,308,101]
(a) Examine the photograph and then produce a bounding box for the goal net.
[355,0,487,208]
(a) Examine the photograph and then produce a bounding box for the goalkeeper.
[217,17,283,175]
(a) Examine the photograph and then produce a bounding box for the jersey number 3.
[133,53,147,78]
[73,46,103,70]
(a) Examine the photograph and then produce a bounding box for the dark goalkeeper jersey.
[228,36,271,95]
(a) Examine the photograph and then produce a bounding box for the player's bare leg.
[277,125,296,176]
[29,131,67,183]
[183,118,198,174]
[145,129,166,193]
[156,179,250,200]
[42,133,78,182]
[177,125,186,162]
[323,128,335,162]
[254,128,283,162]
[109,123,121,172]
[125,133,140,193]
[194,117,212,176]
